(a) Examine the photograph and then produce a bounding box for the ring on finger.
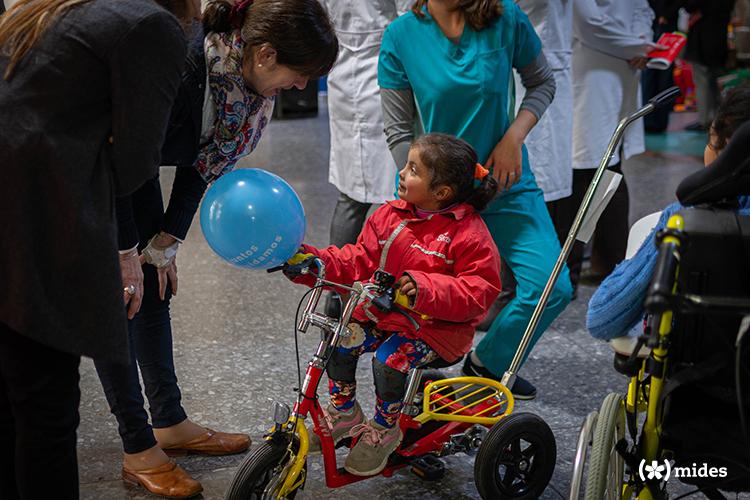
[124,284,136,296]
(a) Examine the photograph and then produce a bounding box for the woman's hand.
[120,249,144,319]
[486,130,523,191]
[140,231,180,300]
[155,256,178,301]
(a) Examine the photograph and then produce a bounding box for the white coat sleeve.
[573,0,653,60]
[632,0,655,40]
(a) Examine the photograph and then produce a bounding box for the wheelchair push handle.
[645,216,685,314]
[645,239,680,313]
[647,86,681,110]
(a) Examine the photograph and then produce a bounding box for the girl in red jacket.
[293,133,501,476]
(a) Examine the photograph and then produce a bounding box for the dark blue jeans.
[94,262,187,454]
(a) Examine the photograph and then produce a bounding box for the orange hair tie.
[474,163,489,180]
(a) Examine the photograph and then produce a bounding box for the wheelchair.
[570,206,750,499]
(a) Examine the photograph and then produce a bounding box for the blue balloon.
[200,168,306,269]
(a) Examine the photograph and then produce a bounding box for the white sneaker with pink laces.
[308,402,364,455]
[343,420,403,476]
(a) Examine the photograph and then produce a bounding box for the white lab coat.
[572,0,654,169]
[514,0,573,202]
[323,0,411,204]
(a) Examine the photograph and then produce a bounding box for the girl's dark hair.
[712,85,750,150]
[412,133,498,211]
[203,0,338,78]
[411,0,502,31]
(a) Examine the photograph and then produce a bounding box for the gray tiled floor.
[77,100,733,499]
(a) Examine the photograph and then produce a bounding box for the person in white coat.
[514,0,573,251]
[566,0,655,291]
[323,0,411,250]
[514,0,573,206]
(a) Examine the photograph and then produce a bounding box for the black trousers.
[0,322,81,500]
[546,163,629,288]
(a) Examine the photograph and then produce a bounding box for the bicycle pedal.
[410,455,445,481]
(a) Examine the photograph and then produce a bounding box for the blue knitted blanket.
[587,197,750,340]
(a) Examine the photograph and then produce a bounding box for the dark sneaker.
[461,352,537,400]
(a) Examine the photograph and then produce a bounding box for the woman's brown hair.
[0,0,198,80]
[203,0,339,79]
[411,0,503,31]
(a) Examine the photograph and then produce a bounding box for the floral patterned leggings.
[326,322,439,428]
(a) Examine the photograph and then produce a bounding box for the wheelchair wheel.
[584,393,625,500]
[225,439,305,500]
[473,412,556,500]
[569,411,598,499]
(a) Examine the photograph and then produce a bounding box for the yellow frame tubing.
[276,417,309,499]
[637,214,684,499]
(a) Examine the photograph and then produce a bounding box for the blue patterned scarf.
[196,30,274,183]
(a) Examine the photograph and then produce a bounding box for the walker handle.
[648,86,681,110]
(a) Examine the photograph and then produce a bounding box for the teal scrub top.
[379,1,541,181]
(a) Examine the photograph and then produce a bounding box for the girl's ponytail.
[466,173,499,211]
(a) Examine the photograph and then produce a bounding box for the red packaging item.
[647,32,687,70]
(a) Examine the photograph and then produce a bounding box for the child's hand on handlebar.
[281,251,317,279]
[395,275,417,306]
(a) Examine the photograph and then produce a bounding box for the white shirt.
[572,0,654,169]
[322,0,411,204]
[514,0,573,202]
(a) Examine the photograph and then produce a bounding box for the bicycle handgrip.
[648,86,680,110]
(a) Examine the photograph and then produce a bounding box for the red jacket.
[298,200,501,362]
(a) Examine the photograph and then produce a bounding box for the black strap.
[660,352,727,403]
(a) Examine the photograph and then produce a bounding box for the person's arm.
[573,0,655,60]
[586,205,679,340]
[292,212,383,287]
[381,88,415,170]
[517,52,556,122]
[115,195,144,319]
[161,166,209,242]
[487,6,554,189]
[379,23,414,171]
[109,11,186,196]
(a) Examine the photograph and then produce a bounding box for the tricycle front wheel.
[225,439,305,500]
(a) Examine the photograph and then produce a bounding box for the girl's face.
[398,147,452,210]
[703,126,723,167]
[242,44,309,97]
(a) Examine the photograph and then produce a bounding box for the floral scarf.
[195,30,274,183]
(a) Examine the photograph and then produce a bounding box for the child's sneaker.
[343,420,403,476]
[308,402,364,455]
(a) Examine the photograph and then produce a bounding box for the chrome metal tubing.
[502,103,656,384]
[297,259,326,333]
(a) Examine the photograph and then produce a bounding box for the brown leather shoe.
[162,428,250,457]
[122,461,202,499]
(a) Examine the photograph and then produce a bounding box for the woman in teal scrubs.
[379,0,572,399]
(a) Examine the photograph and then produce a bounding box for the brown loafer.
[162,428,251,457]
[122,461,202,499]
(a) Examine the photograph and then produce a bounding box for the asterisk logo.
[645,460,666,479]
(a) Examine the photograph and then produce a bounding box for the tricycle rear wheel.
[474,412,556,500]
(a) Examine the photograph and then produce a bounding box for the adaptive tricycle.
[224,257,556,500]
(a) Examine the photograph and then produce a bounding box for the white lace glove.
[141,234,179,268]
